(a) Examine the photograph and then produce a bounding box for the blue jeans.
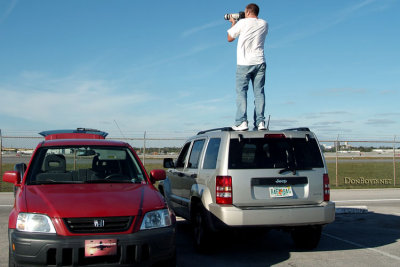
[235,63,266,127]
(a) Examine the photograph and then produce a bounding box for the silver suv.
[160,127,335,251]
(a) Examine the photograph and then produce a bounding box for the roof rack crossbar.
[282,127,310,132]
[197,127,232,135]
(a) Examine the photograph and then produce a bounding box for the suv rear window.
[228,137,324,170]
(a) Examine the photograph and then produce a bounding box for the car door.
[168,142,191,214]
[168,139,206,218]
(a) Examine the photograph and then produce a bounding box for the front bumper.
[9,226,175,267]
[208,201,335,228]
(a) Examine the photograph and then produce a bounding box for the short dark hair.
[246,3,259,16]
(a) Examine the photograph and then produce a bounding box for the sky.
[0,0,399,142]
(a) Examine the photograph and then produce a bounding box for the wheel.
[291,225,322,250]
[192,204,212,252]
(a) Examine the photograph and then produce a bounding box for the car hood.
[24,183,165,218]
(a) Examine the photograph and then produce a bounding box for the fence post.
[394,135,396,187]
[335,135,339,187]
[143,131,146,166]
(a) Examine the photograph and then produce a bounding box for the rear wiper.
[279,166,297,175]
[279,148,297,175]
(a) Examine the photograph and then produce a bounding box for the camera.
[224,11,245,21]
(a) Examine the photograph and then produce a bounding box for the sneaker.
[257,121,266,130]
[232,121,248,131]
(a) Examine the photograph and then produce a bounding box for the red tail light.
[216,176,232,204]
[323,173,330,201]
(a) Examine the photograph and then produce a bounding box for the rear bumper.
[208,201,335,228]
[9,226,175,267]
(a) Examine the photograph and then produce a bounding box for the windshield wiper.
[84,179,131,184]
[29,180,83,185]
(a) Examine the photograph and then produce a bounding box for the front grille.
[64,216,134,233]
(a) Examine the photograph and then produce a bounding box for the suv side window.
[188,139,205,169]
[203,138,221,169]
[175,142,191,168]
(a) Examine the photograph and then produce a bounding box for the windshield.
[228,137,324,170]
[26,146,146,184]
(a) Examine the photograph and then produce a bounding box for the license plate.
[269,186,293,198]
[85,239,117,257]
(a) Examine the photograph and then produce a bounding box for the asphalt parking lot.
[1,189,400,266]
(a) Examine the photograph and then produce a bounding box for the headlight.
[140,209,172,230]
[16,213,56,233]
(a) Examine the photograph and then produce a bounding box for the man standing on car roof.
[227,3,268,131]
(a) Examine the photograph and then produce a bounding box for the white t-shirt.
[227,18,268,66]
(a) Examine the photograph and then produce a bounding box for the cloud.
[374,112,400,117]
[312,88,367,97]
[0,70,236,134]
[380,89,398,95]
[304,111,352,119]
[127,42,220,73]
[269,0,388,48]
[0,0,18,24]
[0,74,154,128]
[365,119,396,125]
[325,88,367,95]
[181,20,225,38]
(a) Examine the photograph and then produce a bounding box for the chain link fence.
[1,130,399,191]
[320,138,399,189]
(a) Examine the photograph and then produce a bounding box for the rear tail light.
[216,176,232,204]
[323,173,330,201]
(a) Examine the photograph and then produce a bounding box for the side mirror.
[163,158,175,168]
[149,169,166,184]
[3,171,22,186]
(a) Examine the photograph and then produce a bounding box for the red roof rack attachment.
[39,128,108,140]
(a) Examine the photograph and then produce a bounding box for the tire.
[291,225,322,250]
[192,204,212,252]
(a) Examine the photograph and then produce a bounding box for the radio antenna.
[114,120,127,140]
[266,115,271,130]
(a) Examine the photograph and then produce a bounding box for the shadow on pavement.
[176,212,400,266]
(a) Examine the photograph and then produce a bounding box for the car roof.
[194,127,316,140]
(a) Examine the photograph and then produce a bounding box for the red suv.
[3,129,176,266]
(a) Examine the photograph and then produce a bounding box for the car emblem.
[94,219,105,228]
[275,179,287,184]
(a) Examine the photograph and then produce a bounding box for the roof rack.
[282,127,310,132]
[197,127,232,135]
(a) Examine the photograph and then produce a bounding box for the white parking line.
[335,199,400,203]
[323,233,400,261]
